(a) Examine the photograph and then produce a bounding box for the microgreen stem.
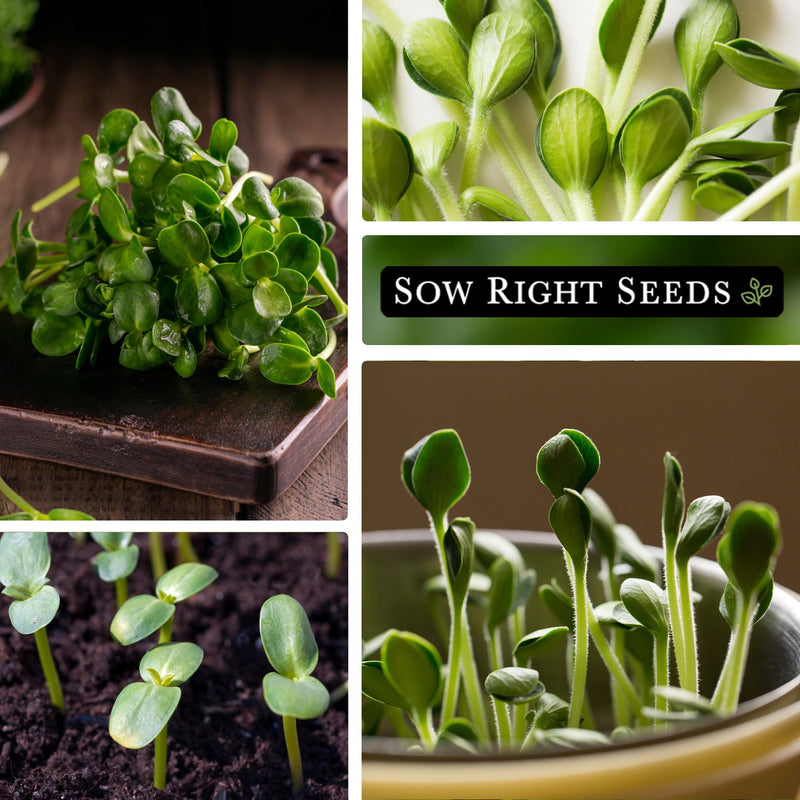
[33,626,64,713]
[784,121,800,221]
[313,264,348,322]
[606,0,664,133]
[623,180,643,222]
[175,532,199,564]
[149,532,167,580]
[677,559,699,695]
[492,698,513,749]
[717,160,800,222]
[493,107,567,221]
[220,170,275,210]
[586,603,646,723]
[31,176,81,213]
[634,147,697,221]
[153,724,168,790]
[412,708,438,753]
[712,595,757,714]
[325,532,342,578]
[664,542,691,692]
[569,188,597,221]
[317,330,338,364]
[461,103,491,196]
[115,577,128,609]
[0,475,41,517]
[363,0,404,44]
[567,556,590,729]
[283,715,304,792]
[584,0,615,96]
[423,171,465,222]
[458,621,490,740]
[158,615,174,644]
[654,634,670,724]
[772,118,791,221]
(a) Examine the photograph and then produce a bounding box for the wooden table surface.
[0,4,348,520]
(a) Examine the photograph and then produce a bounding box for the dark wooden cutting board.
[0,150,348,505]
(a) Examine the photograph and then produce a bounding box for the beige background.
[363,361,800,592]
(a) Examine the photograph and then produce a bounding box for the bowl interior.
[363,530,800,750]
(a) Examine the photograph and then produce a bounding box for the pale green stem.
[664,542,690,691]
[283,716,304,792]
[422,169,466,221]
[461,102,491,195]
[492,698,513,749]
[31,176,81,213]
[371,202,393,221]
[717,160,800,222]
[220,170,275,210]
[114,577,128,609]
[33,626,64,712]
[0,475,41,517]
[489,627,503,673]
[712,595,757,714]
[784,121,800,220]
[568,555,590,729]
[458,611,491,740]
[654,633,670,714]
[623,179,643,221]
[363,0,404,43]
[149,532,167,580]
[412,708,438,753]
[325,532,342,578]
[772,119,790,221]
[175,532,199,563]
[317,329,338,364]
[158,614,174,644]
[313,264,348,324]
[677,558,699,696]
[634,147,697,221]
[607,0,665,132]
[569,187,597,221]
[153,725,168,790]
[494,106,567,221]
[586,604,646,723]
[584,0,615,96]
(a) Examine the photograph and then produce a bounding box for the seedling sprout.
[111,561,218,645]
[363,428,784,753]
[0,531,64,711]
[260,593,331,793]
[109,641,204,789]
[90,532,139,607]
[0,474,94,520]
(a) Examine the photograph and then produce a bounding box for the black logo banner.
[381,266,783,318]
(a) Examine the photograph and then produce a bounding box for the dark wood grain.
[0,17,347,520]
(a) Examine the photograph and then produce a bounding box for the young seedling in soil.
[110,561,217,645]
[0,86,347,396]
[0,531,64,711]
[260,593,331,793]
[0,474,94,520]
[109,641,204,790]
[363,427,784,754]
[90,532,139,607]
[148,532,199,582]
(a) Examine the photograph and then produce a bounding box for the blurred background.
[364,235,800,344]
[363,360,800,593]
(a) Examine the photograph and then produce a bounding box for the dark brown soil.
[0,533,348,800]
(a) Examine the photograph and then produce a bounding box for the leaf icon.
[759,284,773,299]
[741,291,757,305]
[750,277,760,291]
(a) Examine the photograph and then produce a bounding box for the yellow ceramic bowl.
[363,531,800,800]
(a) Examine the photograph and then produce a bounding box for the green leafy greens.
[0,87,347,396]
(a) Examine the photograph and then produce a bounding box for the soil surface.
[0,533,348,800]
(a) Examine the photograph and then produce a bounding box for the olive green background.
[362,361,800,592]
[364,235,800,345]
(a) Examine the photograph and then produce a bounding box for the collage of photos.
[0,0,799,799]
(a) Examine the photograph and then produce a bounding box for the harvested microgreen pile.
[0,87,347,396]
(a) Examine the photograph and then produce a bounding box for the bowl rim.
[0,62,45,130]
[363,528,800,762]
